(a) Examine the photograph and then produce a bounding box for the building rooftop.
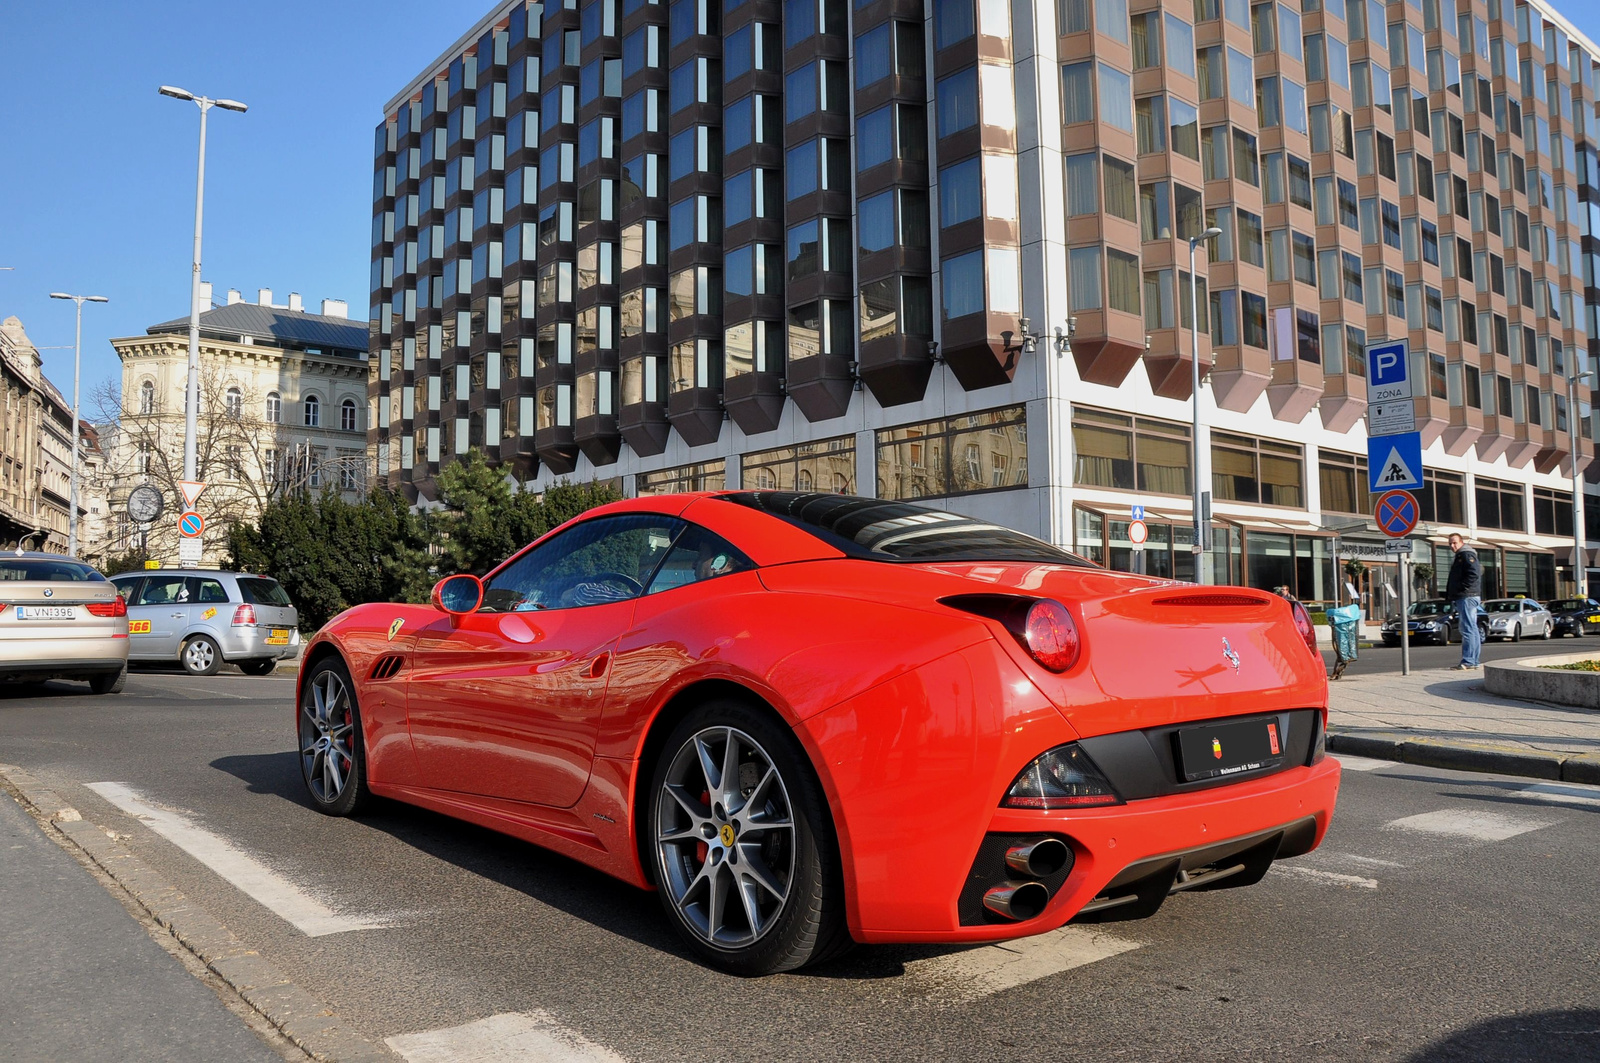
[146,303,367,357]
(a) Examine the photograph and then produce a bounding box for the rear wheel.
[297,658,370,816]
[237,658,277,676]
[1511,623,1522,643]
[88,666,127,696]
[648,701,850,975]
[180,635,221,676]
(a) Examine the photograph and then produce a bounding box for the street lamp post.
[1568,369,1594,597]
[159,85,247,484]
[1189,226,1224,584]
[48,292,108,556]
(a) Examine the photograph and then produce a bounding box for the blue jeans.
[1456,596,1483,666]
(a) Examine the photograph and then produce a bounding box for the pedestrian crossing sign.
[1367,431,1423,492]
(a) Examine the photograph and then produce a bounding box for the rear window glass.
[239,578,292,607]
[718,493,1093,566]
[0,559,105,582]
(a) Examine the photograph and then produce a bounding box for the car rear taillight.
[86,598,127,618]
[941,594,1083,674]
[232,604,257,626]
[1002,744,1122,809]
[1290,600,1318,655]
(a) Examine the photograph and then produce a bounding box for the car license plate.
[266,628,290,645]
[1588,615,1599,623]
[1176,717,1284,782]
[16,606,74,620]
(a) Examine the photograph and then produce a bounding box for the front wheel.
[1576,621,1586,638]
[648,701,850,975]
[1511,623,1522,643]
[1543,621,1553,640]
[298,658,371,816]
[180,635,221,676]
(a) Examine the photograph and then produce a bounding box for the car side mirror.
[432,574,483,622]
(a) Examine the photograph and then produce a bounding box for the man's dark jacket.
[1445,547,1482,600]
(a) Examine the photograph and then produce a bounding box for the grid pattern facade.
[367,0,1600,601]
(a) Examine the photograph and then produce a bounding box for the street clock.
[126,484,165,524]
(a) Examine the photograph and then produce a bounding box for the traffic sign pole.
[1400,552,1411,677]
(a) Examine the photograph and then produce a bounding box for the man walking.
[1446,533,1483,670]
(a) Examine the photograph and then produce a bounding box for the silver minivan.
[110,569,300,675]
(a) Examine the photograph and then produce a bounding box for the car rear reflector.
[232,604,257,627]
[86,598,127,618]
[1151,593,1273,607]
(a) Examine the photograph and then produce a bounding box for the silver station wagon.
[110,569,300,675]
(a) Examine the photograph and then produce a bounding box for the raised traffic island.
[1483,653,1600,710]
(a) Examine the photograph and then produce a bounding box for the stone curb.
[1328,732,1600,785]
[0,764,396,1063]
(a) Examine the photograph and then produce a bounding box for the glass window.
[942,250,986,319]
[482,515,687,612]
[937,68,980,135]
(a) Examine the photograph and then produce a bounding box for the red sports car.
[296,492,1340,974]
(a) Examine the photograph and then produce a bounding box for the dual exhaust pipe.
[982,838,1071,922]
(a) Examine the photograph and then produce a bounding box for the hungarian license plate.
[266,628,290,646]
[16,606,73,620]
[1176,717,1284,782]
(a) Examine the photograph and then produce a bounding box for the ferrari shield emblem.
[387,618,405,641]
[1212,737,1223,759]
[719,823,736,847]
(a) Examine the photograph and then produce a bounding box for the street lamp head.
[158,85,196,102]
[86,296,109,303]
[48,292,71,300]
[1201,226,1225,239]
[216,98,249,113]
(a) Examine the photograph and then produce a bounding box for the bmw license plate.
[16,606,73,620]
[1176,718,1284,782]
[266,628,290,646]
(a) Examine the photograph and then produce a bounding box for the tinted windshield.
[1549,600,1588,612]
[0,559,104,582]
[1483,600,1523,613]
[238,578,292,607]
[1409,601,1447,617]
[718,492,1093,566]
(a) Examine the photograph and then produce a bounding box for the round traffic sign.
[178,510,205,538]
[1128,519,1149,546]
[1374,489,1419,538]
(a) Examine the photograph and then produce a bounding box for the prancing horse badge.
[1222,637,1241,673]
[387,618,405,641]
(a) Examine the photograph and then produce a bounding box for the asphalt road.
[1322,629,1600,677]
[3,670,1599,1062]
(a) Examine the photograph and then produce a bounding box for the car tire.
[88,666,127,696]
[180,635,222,676]
[237,658,277,676]
[647,700,851,975]
[297,657,372,817]
[1576,621,1586,638]
[1511,623,1521,643]
[1543,621,1553,640]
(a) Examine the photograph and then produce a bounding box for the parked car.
[1481,597,1554,641]
[296,491,1339,974]
[1544,598,1600,637]
[1379,598,1488,646]
[0,553,128,693]
[109,569,299,675]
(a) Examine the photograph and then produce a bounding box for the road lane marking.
[1515,782,1600,809]
[903,926,1142,1003]
[85,781,388,938]
[1383,808,1553,842]
[386,1012,629,1063]
[1332,754,1393,771]
[1271,865,1379,889]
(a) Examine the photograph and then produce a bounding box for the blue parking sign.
[1365,340,1411,405]
[1367,431,1423,492]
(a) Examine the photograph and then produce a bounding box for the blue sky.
[0,1,487,404]
[3,3,1599,407]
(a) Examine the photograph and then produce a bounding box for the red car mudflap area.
[800,638,1340,943]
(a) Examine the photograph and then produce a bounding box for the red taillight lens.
[232,604,257,626]
[86,598,127,618]
[1023,600,1081,673]
[1290,600,1318,655]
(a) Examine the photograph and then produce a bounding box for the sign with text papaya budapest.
[1365,340,1422,493]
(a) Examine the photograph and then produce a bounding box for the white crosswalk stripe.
[1271,865,1379,889]
[1515,782,1600,810]
[903,926,1142,1003]
[1383,808,1553,842]
[386,1012,629,1063]
[86,781,390,937]
[1331,754,1394,771]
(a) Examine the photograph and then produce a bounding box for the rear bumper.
[0,654,128,682]
[219,626,301,661]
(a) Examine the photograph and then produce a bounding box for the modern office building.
[369,0,1600,611]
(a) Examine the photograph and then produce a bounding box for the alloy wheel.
[300,669,356,804]
[184,639,215,673]
[655,726,796,950]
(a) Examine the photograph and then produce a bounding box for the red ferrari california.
[296,491,1340,974]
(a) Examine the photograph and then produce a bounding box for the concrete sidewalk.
[1327,667,1600,783]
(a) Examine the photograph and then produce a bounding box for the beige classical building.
[105,286,372,564]
[0,315,106,557]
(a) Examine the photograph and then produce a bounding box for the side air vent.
[369,654,405,681]
[1151,593,1274,607]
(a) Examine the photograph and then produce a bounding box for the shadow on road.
[1403,1008,1600,1061]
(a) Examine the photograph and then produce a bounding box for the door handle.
[171,612,185,618]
